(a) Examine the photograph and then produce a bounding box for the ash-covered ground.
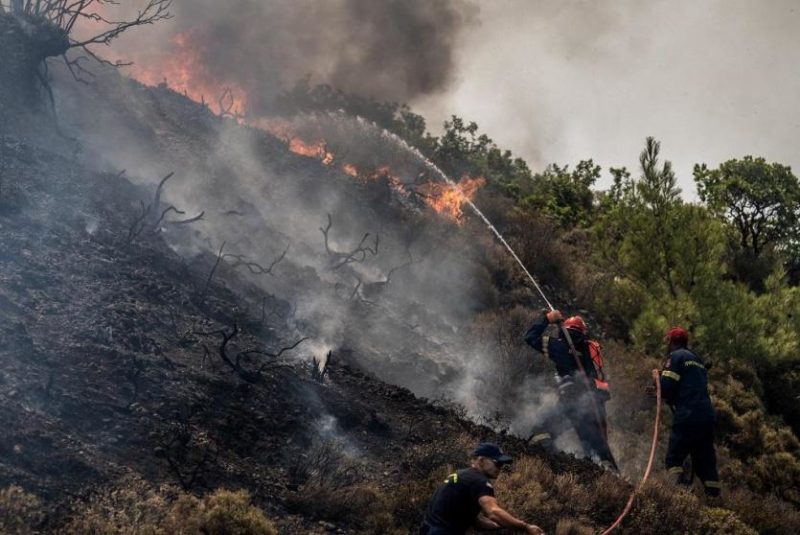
[0,67,604,532]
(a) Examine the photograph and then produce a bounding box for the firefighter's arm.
[478,496,545,534]
[524,310,560,352]
[659,354,683,404]
[473,514,500,531]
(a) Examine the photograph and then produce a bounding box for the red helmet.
[564,315,588,335]
[666,326,688,346]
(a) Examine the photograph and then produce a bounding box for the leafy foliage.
[694,156,800,289]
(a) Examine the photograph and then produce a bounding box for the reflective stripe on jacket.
[660,348,715,424]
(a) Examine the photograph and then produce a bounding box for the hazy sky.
[104,0,800,198]
[413,0,800,197]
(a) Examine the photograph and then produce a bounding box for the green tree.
[592,138,728,339]
[694,156,800,289]
[613,137,686,298]
[520,160,600,228]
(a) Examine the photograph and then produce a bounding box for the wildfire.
[288,138,334,165]
[259,120,485,223]
[113,34,485,224]
[418,176,486,222]
[124,30,247,116]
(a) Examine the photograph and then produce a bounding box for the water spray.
[373,119,617,459]
[374,123,556,310]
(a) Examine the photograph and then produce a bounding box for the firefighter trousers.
[666,421,720,496]
[530,387,615,466]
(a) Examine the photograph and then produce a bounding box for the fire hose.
[531,291,664,532]
[440,180,664,532]
[599,369,662,535]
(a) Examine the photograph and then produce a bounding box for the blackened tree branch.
[222,243,290,276]
[319,213,379,269]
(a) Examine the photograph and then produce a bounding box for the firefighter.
[525,309,616,470]
[658,326,720,497]
[420,443,545,534]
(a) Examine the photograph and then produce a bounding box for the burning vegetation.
[3,3,800,535]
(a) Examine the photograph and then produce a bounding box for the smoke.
[109,0,477,115]
[414,0,800,195]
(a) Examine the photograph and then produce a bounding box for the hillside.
[2,10,800,533]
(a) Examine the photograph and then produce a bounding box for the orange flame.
[123,30,247,116]
[288,138,334,165]
[342,164,359,177]
[115,39,485,223]
[418,176,486,222]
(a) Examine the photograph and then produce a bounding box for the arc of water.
[374,123,555,311]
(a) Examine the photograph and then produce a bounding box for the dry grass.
[0,486,44,535]
[59,478,277,535]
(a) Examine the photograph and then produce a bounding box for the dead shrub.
[589,472,630,525]
[506,211,572,290]
[61,478,277,535]
[496,456,590,531]
[722,488,800,535]
[555,518,594,535]
[286,483,387,527]
[384,467,453,531]
[0,486,44,535]
[193,489,278,535]
[288,439,365,490]
[699,507,757,535]
[622,477,704,535]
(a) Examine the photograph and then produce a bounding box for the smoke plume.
[110,0,476,115]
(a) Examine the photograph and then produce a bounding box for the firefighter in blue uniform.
[525,309,616,470]
[659,326,721,497]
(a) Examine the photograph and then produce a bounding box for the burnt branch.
[158,405,218,491]
[217,87,244,120]
[222,243,290,276]
[126,172,203,244]
[319,213,379,269]
[193,322,245,378]
[16,1,173,58]
[126,200,149,244]
[153,206,205,228]
[193,322,307,382]
[62,54,95,84]
[125,353,145,410]
[197,241,225,301]
[320,213,334,254]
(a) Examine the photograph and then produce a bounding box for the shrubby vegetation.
[0,480,278,535]
[304,89,800,531]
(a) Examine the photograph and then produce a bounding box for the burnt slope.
[0,127,603,532]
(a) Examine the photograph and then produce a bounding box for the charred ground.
[0,96,609,533]
[1,13,797,532]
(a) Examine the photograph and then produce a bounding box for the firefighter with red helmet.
[658,326,720,497]
[525,309,617,469]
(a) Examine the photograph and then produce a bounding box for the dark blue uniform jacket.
[525,314,598,382]
[660,348,715,425]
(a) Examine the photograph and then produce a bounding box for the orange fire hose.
[599,369,662,535]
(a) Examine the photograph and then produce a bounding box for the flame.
[288,138,334,165]
[418,176,486,222]
[123,30,247,116]
[113,37,485,223]
[257,120,485,222]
